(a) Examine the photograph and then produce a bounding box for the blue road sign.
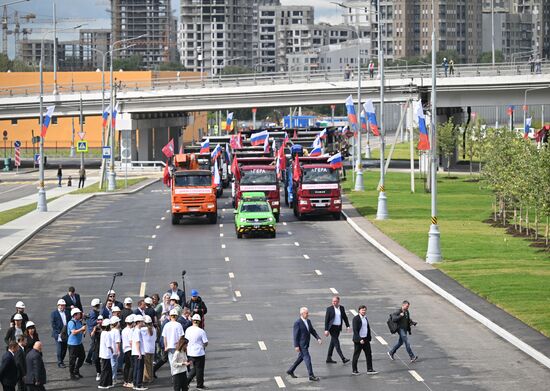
[102,146,112,159]
[34,154,40,164]
[14,140,21,148]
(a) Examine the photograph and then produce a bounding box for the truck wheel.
[237,231,243,239]
[171,214,179,225]
[207,213,217,224]
[271,232,276,238]
[332,212,341,220]
[274,213,280,222]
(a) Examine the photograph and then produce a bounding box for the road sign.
[14,140,21,148]
[76,140,88,153]
[2,130,7,141]
[34,154,40,165]
[14,141,21,167]
[102,146,111,159]
[78,131,86,140]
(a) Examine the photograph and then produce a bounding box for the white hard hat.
[57,299,66,306]
[192,314,201,321]
[112,306,121,313]
[91,298,101,307]
[97,315,104,320]
[125,314,135,323]
[71,308,82,316]
[134,314,144,322]
[170,293,179,301]
[169,309,179,316]
[144,315,152,324]
[144,297,153,304]
[25,321,35,328]
[107,290,116,295]
[15,301,25,309]
[102,318,111,327]
[110,316,120,324]
[13,314,23,321]
[124,297,133,304]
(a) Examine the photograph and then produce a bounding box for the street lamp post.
[426,0,442,263]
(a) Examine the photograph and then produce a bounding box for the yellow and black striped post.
[431,216,437,225]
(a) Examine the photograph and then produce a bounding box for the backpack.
[59,319,73,342]
[387,314,399,334]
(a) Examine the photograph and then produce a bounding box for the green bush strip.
[70,177,148,195]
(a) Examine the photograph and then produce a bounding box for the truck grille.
[246,218,270,223]
[176,195,208,203]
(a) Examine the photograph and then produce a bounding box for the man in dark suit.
[286,307,322,381]
[24,342,46,391]
[50,299,68,368]
[351,305,378,375]
[167,281,186,306]
[14,336,26,391]
[62,286,83,312]
[0,342,19,391]
[324,296,350,364]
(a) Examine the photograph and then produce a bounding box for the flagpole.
[37,56,47,212]
[426,0,442,263]
[376,0,388,220]
[353,6,364,191]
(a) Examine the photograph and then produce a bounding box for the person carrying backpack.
[387,300,418,363]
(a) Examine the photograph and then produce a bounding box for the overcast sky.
[5,0,342,57]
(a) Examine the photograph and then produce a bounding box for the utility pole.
[353,6,364,191]
[70,116,75,157]
[376,0,388,219]
[53,0,58,94]
[491,0,495,67]
[79,94,84,170]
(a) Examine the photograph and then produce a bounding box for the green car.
[234,192,276,238]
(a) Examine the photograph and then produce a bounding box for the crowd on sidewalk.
[1,282,209,391]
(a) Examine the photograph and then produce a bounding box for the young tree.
[437,118,459,177]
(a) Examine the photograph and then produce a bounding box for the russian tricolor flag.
[328,152,343,169]
[310,135,322,156]
[363,100,380,136]
[200,138,210,154]
[416,100,430,151]
[524,117,532,139]
[250,130,269,146]
[211,143,222,161]
[345,95,358,131]
[41,105,55,138]
[102,105,110,128]
[111,102,119,130]
[226,112,234,131]
[360,110,367,131]
[263,136,270,153]
[318,128,327,140]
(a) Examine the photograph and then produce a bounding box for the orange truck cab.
[171,153,217,225]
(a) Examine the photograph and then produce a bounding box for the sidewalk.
[342,200,550,363]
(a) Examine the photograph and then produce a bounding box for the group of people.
[287,297,418,381]
[55,165,86,188]
[1,282,210,391]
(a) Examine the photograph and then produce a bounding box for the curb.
[0,178,159,267]
[342,209,550,370]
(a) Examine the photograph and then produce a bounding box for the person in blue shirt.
[67,308,87,381]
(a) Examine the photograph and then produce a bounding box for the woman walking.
[171,337,191,391]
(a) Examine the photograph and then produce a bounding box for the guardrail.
[116,161,166,170]
[0,61,548,98]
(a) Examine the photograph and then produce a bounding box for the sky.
[4,0,343,57]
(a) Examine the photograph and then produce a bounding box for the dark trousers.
[94,352,101,375]
[187,355,205,388]
[123,351,134,383]
[173,372,188,391]
[17,379,26,391]
[153,350,168,374]
[55,340,67,364]
[78,176,85,188]
[85,338,96,363]
[288,347,314,377]
[352,340,373,372]
[26,386,45,391]
[132,356,145,387]
[99,358,113,387]
[390,329,415,358]
[327,326,345,360]
[68,344,85,375]
[2,385,15,391]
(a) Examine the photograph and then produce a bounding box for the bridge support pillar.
[138,128,153,161]
[153,127,169,160]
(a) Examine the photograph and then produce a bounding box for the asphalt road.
[0,183,549,390]
[0,181,60,204]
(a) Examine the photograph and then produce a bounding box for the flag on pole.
[162,162,171,187]
[230,134,242,149]
[345,95,358,131]
[213,159,221,185]
[318,128,327,140]
[211,143,222,161]
[310,135,322,156]
[524,117,532,139]
[111,102,119,130]
[231,156,240,181]
[416,100,430,151]
[200,138,210,154]
[226,112,234,131]
[162,138,175,158]
[363,99,380,136]
[40,105,55,138]
[224,143,232,164]
[292,129,298,139]
[263,135,270,153]
[360,110,367,131]
[102,105,110,128]
[293,155,301,180]
[327,152,343,169]
[250,130,269,146]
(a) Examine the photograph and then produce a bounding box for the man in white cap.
[186,314,208,389]
[3,314,24,348]
[109,316,122,385]
[67,308,87,380]
[107,290,123,309]
[10,301,29,330]
[169,294,182,317]
[98,318,113,389]
[50,299,68,368]
[85,298,102,365]
[161,309,184,367]
[141,315,157,384]
[131,315,147,391]
[121,314,135,388]
[121,298,133,328]
[143,297,158,329]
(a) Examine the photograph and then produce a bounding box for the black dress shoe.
[326,359,337,364]
[342,358,350,364]
[309,376,320,381]
[286,371,297,378]
[70,374,80,380]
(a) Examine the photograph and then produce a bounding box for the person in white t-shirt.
[131,315,147,391]
[121,314,135,388]
[98,318,113,389]
[141,315,157,384]
[109,316,122,385]
[186,314,208,389]
[161,309,184,367]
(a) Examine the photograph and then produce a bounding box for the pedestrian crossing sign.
[77,140,88,153]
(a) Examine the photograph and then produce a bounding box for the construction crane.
[2,0,29,55]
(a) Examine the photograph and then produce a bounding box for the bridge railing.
[0,61,548,98]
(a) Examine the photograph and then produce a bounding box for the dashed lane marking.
[235,290,242,297]
[155,225,160,229]
[161,217,166,221]
[222,208,226,212]
[145,258,150,263]
[274,376,286,388]
[139,282,146,297]
[219,224,223,228]
[294,242,300,247]
[330,287,339,294]
[315,270,323,276]
[220,233,224,237]
[152,235,156,239]
[224,257,230,262]
[376,336,388,345]
[303,254,310,260]
[350,309,358,316]
[228,272,235,279]
[221,244,226,249]
[166,209,169,213]
[282,222,287,226]
[245,314,253,321]
[147,245,153,250]
[287,231,292,235]
[409,370,424,382]
[258,341,267,351]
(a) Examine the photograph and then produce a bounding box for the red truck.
[234,157,281,222]
[292,156,342,220]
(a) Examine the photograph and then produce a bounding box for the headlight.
[271,201,280,206]
[299,200,308,205]
[207,204,215,208]
[267,217,274,222]
[240,218,247,223]
[333,199,341,205]
[174,206,180,209]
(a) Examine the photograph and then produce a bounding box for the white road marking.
[224,257,230,262]
[245,314,253,321]
[274,376,286,388]
[219,224,223,228]
[376,336,388,345]
[222,208,226,212]
[258,341,267,351]
[145,258,150,263]
[139,282,146,297]
[147,245,153,250]
[161,217,166,220]
[155,225,160,229]
[350,309,358,316]
[409,370,424,382]
[287,231,292,235]
[315,270,323,276]
[294,242,300,246]
[151,235,156,239]
[235,290,242,297]
[220,233,224,237]
[282,222,287,226]
[228,272,235,279]
[330,287,339,294]
[303,254,310,260]
[221,244,226,249]
[166,209,169,213]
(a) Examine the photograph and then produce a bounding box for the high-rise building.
[111,0,175,69]
[79,29,111,70]
[543,0,550,59]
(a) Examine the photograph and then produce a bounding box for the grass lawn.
[369,141,420,160]
[343,172,550,337]
[70,177,148,194]
[0,196,60,225]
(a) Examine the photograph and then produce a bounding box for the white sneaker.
[134,387,148,391]
[98,387,109,390]
[96,373,101,381]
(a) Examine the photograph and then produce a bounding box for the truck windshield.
[240,169,276,185]
[241,203,270,213]
[174,175,211,187]
[302,167,339,184]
